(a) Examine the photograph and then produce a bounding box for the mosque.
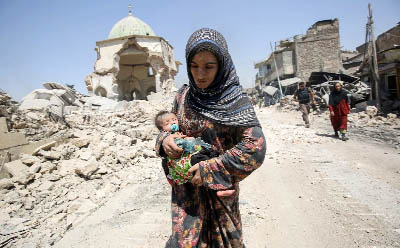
[85,6,179,101]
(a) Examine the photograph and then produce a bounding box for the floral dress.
[156,86,266,248]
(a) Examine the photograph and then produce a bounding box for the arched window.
[94,87,107,97]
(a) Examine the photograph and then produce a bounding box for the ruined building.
[357,23,400,102]
[255,19,342,89]
[85,7,179,101]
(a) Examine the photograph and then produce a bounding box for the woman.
[155,28,266,247]
[329,82,350,141]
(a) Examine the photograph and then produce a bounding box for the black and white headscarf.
[185,28,259,127]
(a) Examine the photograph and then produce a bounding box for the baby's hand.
[216,189,236,198]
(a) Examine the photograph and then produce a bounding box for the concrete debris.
[74,159,99,179]
[20,154,41,166]
[0,86,172,247]
[310,79,370,108]
[0,178,14,190]
[2,160,29,178]
[32,141,57,156]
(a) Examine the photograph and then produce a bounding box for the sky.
[0,0,399,101]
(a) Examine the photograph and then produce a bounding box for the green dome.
[108,13,155,39]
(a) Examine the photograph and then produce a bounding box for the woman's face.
[335,83,342,91]
[190,50,218,89]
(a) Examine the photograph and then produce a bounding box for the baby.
[155,111,235,197]
[155,110,218,185]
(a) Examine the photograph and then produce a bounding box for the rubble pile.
[10,110,70,142]
[310,80,370,108]
[0,98,173,247]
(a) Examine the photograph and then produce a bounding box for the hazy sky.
[0,0,399,101]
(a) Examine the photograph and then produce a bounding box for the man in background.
[293,82,316,128]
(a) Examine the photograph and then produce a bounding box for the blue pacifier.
[170,123,179,133]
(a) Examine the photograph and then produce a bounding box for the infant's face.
[162,113,178,132]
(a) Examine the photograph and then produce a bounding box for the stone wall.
[264,50,295,83]
[295,19,342,82]
[376,25,400,52]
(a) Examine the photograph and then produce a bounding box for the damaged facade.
[85,9,179,101]
[357,23,400,104]
[253,18,399,114]
[255,19,342,90]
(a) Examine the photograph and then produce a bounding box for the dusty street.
[54,107,400,248]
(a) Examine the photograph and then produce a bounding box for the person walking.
[329,82,350,141]
[155,28,266,247]
[293,82,316,128]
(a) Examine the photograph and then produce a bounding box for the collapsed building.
[254,19,343,95]
[1,7,182,159]
[85,7,180,101]
[253,18,399,114]
[253,19,355,106]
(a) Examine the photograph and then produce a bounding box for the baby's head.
[154,110,179,132]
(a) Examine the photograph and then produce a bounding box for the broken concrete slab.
[37,150,61,160]
[0,132,29,150]
[32,141,57,156]
[75,159,99,179]
[15,172,35,185]
[20,154,41,166]
[19,89,66,111]
[69,138,90,148]
[2,160,29,178]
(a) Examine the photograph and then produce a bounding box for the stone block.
[70,138,90,148]
[75,159,99,179]
[3,160,29,178]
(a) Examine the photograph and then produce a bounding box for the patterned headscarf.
[185,28,259,127]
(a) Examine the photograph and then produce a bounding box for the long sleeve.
[199,126,266,190]
[154,91,180,157]
[155,131,170,157]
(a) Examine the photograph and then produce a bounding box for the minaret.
[128,4,132,16]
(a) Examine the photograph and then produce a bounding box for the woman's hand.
[188,162,236,197]
[188,163,202,186]
[162,133,185,158]
[330,111,335,117]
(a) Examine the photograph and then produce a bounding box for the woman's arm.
[191,126,266,191]
[155,131,172,157]
[154,89,184,158]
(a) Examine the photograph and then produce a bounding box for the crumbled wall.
[86,36,178,101]
[295,19,342,82]
[376,25,400,52]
